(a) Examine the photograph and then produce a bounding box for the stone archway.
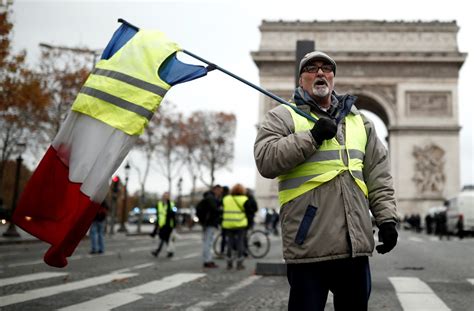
[252,20,466,217]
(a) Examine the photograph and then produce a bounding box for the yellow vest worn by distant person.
[72,30,180,135]
[278,104,368,205]
[158,200,176,228]
[222,195,248,229]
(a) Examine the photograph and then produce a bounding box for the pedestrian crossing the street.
[1,269,473,310]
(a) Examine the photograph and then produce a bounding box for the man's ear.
[298,76,303,87]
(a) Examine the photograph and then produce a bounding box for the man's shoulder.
[268,104,292,115]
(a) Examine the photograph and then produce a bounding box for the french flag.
[12,20,208,267]
[13,112,137,267]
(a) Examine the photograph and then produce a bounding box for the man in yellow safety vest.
[254,51,399,311]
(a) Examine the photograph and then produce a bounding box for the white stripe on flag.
[0,272,68,287]
[58,273,205,311]
[52,112,137,202]
[389,277,450,311]
[0,272,137,307]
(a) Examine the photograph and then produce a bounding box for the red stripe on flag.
[13,146,100,267]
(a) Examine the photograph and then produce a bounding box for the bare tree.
[181,114,203,207]
[132,112,164,233]
[0,11,48,200]
[153,103,185,196]
[193,111,236,187]
[36,44,92,144]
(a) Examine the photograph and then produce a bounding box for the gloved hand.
[376,222,398,254]
[310,118,337,145]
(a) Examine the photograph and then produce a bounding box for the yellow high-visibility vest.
[72,30,180,135]
[158,200,175,228]
[222,195,248,229]
[278,104,368,205]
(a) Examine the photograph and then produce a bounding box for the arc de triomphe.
[252,20,466,217]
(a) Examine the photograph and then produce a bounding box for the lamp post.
[118,162,130,233]
[177,177,183,208]
[3,143,26,237]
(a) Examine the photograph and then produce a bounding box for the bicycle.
[213,228,271,259]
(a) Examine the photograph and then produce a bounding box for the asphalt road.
[0,224,473,310]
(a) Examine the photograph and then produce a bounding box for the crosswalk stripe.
[408,237,424,242]
[186,275,261,311]
[8,259,44,268]
[0,272,137,307]
[0,272,68,287]
[389,277,450,311]
[58,273,205,311]
[171,252,200,261]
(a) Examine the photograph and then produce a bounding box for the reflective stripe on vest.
[222,195,248,229]
[72,30,180,135]
[278,105,368,205]
[158,200,175,228]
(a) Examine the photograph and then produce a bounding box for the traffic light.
[111,176,120,193]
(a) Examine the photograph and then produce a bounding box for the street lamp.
[3,142,26,237]
[177,177,183,209]
[118,162,130,233]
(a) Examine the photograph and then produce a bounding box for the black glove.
[310,118,337,145]
[376,222,398,254]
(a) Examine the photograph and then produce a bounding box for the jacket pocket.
[294,205,318,245]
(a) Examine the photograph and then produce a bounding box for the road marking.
[129,246,154,253]
[171,252,200,261]
[389,277,450,311]
[0,272,68,287]
[468,279,474,286]
[0,272,137,307]
[128,240,197,253]
[408,237,424,243]
[58,273,205,311]
[111,262,155,274]
[8,259,44,267]
[0,251,24,258]
[186,275,261,311]
[6,239,198,267]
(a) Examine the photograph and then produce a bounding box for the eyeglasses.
[302,64,334,74]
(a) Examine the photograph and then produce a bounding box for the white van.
[446,187,474,235]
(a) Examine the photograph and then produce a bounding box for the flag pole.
[181,49,318,123]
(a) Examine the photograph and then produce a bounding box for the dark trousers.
[287,256,371,311]
[226,229,245,263]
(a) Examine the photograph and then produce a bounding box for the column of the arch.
[390,82,460,217]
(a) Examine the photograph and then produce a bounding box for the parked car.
[128,207,157,224]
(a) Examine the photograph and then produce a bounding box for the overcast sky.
[9,0,474,196]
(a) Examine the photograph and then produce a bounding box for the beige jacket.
[254,100,399,264]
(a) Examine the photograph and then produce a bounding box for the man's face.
[299,60,335,101]
[162,192,170,200]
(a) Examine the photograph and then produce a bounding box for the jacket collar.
[292,87,358,123]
